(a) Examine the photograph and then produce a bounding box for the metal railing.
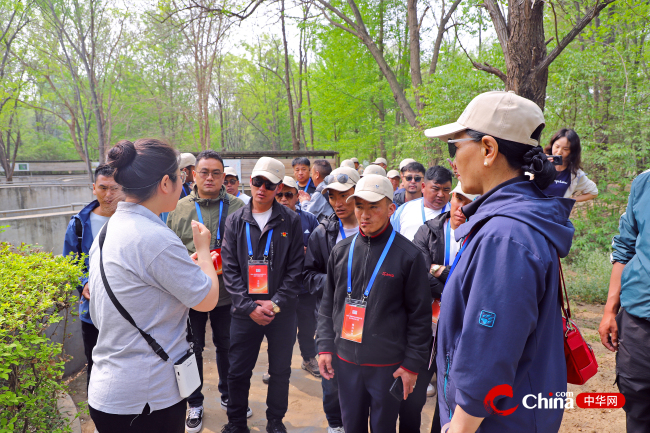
[0,202,89,218]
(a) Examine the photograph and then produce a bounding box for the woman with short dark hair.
[87,139,220,433]
[543,128,598,201]
[424,91,575,433]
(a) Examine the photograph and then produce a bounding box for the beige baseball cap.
[363,165,387,177]
[399,158,416,170]
[424,91,545,146]
[340,159,356,169]
[451,182,479,202]
[179,153,196,169]
[282,176,298,190]
[372,157,388,166]
[224,167,238,178]
[350,157,359,163]
[348,175,394,203]
[386,170,400,179]
[251,157,285,184]
[324,167,359,192]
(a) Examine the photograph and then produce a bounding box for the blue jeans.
[322,356,343,428]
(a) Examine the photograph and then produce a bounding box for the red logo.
[576,393,625,409]
[381,272,394,277]
[483,384,519,416]
[281,232,287,237]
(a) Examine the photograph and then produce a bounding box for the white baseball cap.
[350,157,359,163]
[386,170,400,179]
[179,153,196,169]
[363,165,386,177]
[224,167,238,178]
[451,182,479,202]
[424,91,545,146]
[399,158,417,170]
[282,176,298,190]
[340,159,356,169]
[372,157,388,166]
[251,157,285,184]
[347,175,394,203]
[323,167,359,193]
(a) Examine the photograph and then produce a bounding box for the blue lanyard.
[421,199,426,224]
[246,222,273,260]
[180,184,189,198]
[444,219,451,266]
[305,178,312,191]
[195,201,223,244]
[347,230,396,299]
[339,220,347,239]
[447,231,476,280]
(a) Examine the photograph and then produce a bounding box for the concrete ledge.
[57,392,81,433]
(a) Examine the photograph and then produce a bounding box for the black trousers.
[398,362,436,433]
[337,360,401,433]
[616,309,650,432]
[296,293,317,360]
[81,320,99,390]
[227,309,297,427]
[187,304,232,408]
[90,399,186,433]
[322,356,343,428]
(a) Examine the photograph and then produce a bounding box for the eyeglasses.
[251,176,280,190]
[224,178,238,185]
[180,171,187,183]
[276,192,295,199]
[405,175,422,182]
[197,170,223,179]
[447,138,475,158]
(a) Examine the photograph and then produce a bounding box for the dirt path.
[68,303,625,432]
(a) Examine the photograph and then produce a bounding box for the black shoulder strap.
[97,224,170,362]
[75,218,83,254]
[216,197,230,248]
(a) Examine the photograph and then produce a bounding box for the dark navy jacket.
[436,177,574,433]
[297,207,319,295]
[63,200,100,325]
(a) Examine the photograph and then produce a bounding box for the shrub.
[0,242,83,433]
[564,249,612,304]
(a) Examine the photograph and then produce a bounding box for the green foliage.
[564,249,612,304]
[0,243,83,433]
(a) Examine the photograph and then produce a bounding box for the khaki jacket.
[167,185,245,307]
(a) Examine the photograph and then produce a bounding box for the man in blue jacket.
[276,176,321,377]
[599,169,650,432]
[62,164,124,388]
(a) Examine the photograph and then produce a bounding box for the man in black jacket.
[304,166,360,433]
[407,182,476,433]
[221,157,304,433]
[317,174,431,433]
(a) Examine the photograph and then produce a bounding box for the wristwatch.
[430,264,442,276]
[271,301,281,314]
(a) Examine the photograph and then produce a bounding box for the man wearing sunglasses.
[391,165,453,242]
[224,166,251,205]
[221,157,304,433]
[166,150,247,432]
[272,176,321,379]
[393,161,426,208]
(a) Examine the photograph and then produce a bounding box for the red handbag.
[558,261,598,385]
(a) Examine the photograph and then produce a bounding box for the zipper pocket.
[444,353,453,419]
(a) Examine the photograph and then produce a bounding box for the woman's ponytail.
[522,146,556,190]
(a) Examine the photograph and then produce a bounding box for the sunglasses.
[324,173,350,185]
[224,178,238,185]
[276,192,295,199]
[405,175,422,182]
[251,176,280,190]
[447,138,475,158]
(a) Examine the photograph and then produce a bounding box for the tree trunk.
[407,0,423,112]
[280,0,299,151]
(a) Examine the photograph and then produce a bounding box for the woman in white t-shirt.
[87,139,220,433]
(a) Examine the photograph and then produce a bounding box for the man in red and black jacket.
[317,174,432,433]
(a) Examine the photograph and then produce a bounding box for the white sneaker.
[427,383,436,397]
[185,406,203,433]
[328,427,345,433]
[220,398,253,418]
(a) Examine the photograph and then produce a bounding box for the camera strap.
[98,223,194,362]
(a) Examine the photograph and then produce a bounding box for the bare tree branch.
[454,24,506,83]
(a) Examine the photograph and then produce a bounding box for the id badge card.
[341,298,366,343]
[211,248,222,275]
[248,260,269,294]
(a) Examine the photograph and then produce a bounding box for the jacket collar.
[461,176,527,221]
[77,200,100,222]
[358,220,393,243]
[190,184,228,205]
[242,199,284,227]
[425,211,450,233]
[115,201,167,227]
